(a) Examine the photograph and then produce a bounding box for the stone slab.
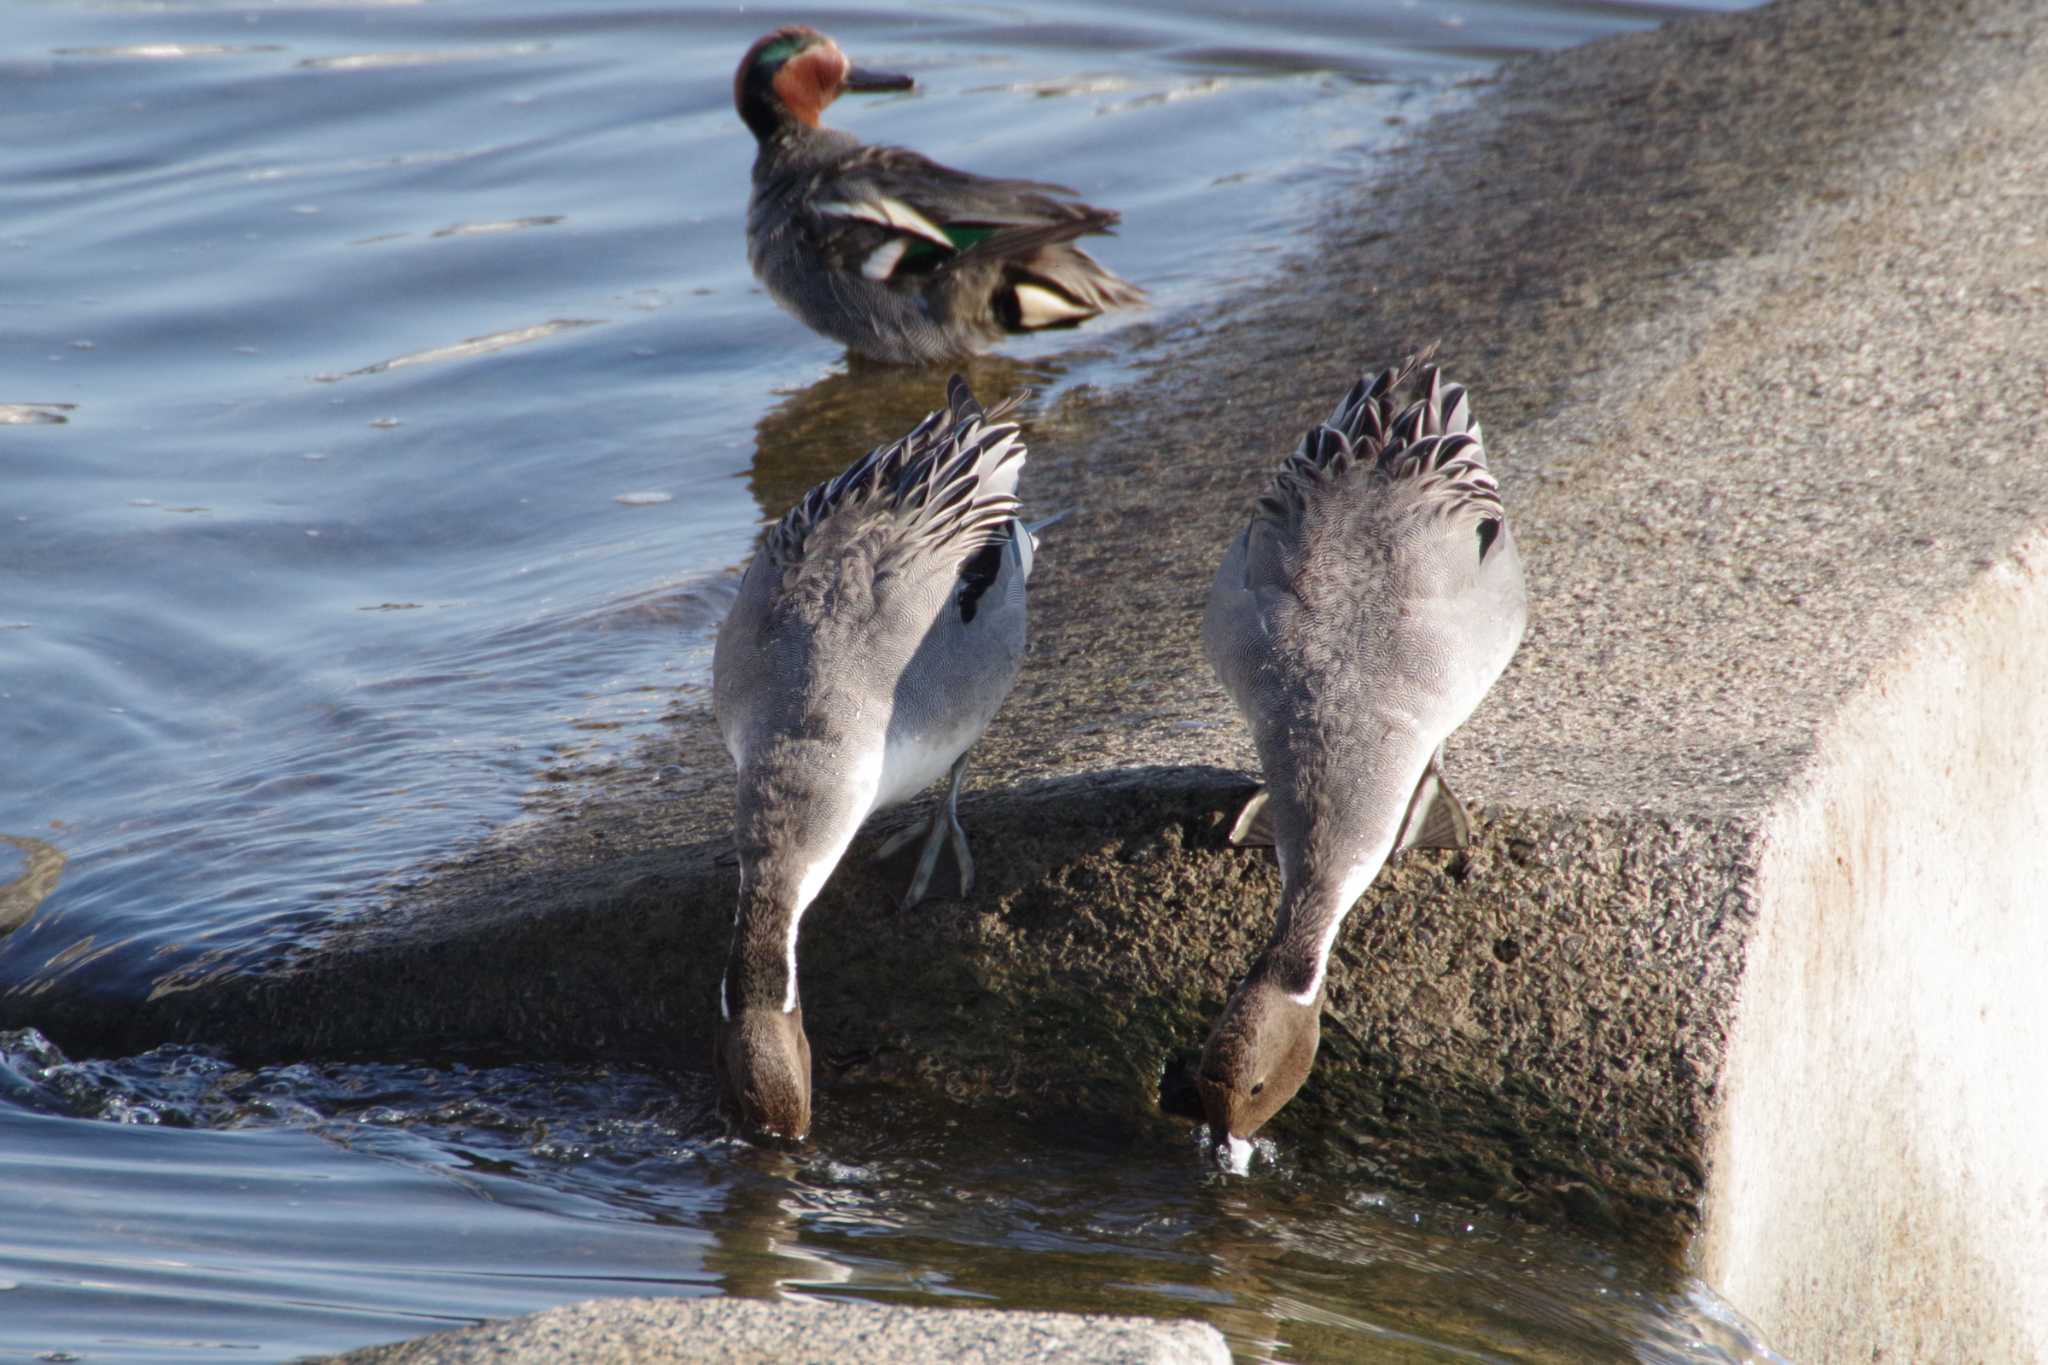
[316,1297,1230,1365]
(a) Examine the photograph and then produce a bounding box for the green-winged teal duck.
[734,27,1143,364]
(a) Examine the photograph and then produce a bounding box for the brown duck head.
[715,999,814,1142]
[1195,970,1323,1159]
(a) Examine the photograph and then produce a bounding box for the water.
[1,1029,1780,1363]
[0,0,1776,1359]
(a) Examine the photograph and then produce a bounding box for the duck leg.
[880,753,976,909]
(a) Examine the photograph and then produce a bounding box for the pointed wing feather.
[764,375,1025,575]
[815,195,954,250]
[1250,351,1500,537]
[764,406,942,565]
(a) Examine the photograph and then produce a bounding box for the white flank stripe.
[817,197,953,250]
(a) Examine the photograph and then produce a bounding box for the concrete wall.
[1705,532,2048,1362]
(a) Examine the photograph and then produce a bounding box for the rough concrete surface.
[8,0,2048,1361]
[319,1297,1231,1365]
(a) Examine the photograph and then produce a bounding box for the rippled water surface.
[1,1030,1783,1363]
[2,0,1773,1359]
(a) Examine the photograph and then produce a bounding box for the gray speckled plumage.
[735,27,1144,365]
[710,376,1036,1138]
[1197,356,1528,1151]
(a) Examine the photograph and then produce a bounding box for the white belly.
[874,723,978,811]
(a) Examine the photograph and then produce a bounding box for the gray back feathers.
[1206,352,1527,903]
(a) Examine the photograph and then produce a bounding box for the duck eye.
[1476,517,1501,561]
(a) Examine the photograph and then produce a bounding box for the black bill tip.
[844,65,914,93]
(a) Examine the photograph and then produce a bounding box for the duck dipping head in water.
[709,378,1041,1141]
[715,994,812,1142]
[1197,969,1321,1170]
[1195,354,1527,1161]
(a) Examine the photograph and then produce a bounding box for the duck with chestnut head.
[732,26,1143,365]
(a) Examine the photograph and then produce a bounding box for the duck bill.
[1209,1126,1256,1176]
[843,65,914,93]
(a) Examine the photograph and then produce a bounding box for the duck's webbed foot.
[879,753,975,908]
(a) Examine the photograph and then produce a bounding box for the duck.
[733,26,1144,365]
[1195,355,1527,1169]
[710,376,1039,1139]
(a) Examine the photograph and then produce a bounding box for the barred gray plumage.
[1197,353,1528,1165]
[711,376,1041,1142]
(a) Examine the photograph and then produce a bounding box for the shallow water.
[1,0,1774,1359]
[1,1029,1783,1363]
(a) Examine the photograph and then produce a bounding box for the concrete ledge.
[9,0,2048,1361]
[2,768,1753,1245]
[316,1297,1231,1365]
[1702,528,2048,1362]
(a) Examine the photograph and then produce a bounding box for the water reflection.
[745,355,1064,522]
[0,1030,1783,1362]
[0,834,66,938]
[704,1151,858,1301]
